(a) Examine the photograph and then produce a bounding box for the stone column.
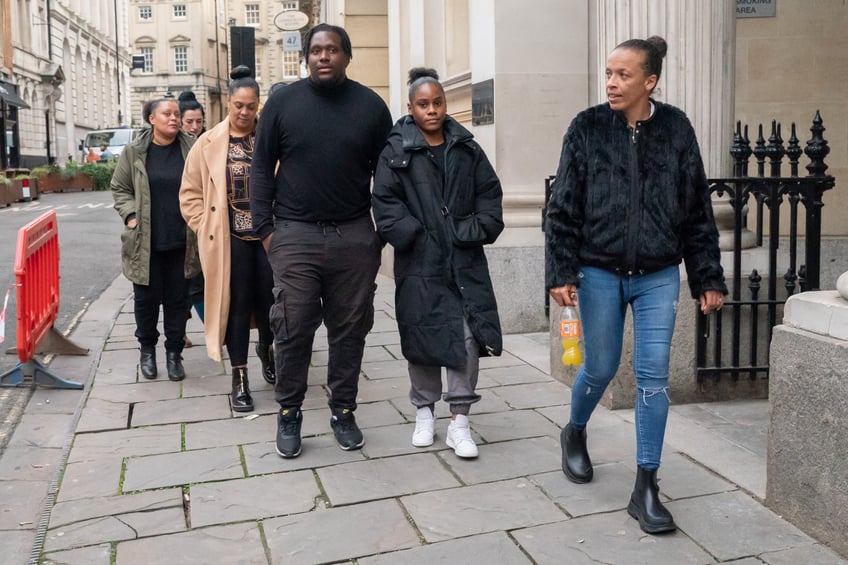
[467,0,590,332]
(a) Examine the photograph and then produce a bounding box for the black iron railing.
[696,111,835,382]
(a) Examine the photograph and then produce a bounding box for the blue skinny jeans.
[569,265,680,469]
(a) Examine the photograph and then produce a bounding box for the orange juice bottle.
[560,306,583,366]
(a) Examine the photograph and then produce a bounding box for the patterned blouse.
[226,132,257,241]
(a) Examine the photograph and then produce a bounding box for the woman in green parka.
[372,68,504,459]
[111,96,199,382]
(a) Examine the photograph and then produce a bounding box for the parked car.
[79,127,140,161]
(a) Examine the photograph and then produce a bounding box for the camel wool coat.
[179,118,239,362]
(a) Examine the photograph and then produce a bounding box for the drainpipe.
[113,0,122,124]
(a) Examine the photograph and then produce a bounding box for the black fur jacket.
[545,101,727,299]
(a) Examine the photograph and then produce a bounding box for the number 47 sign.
[283,32,302,52]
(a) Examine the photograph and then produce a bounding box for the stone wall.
[766,291,848,558]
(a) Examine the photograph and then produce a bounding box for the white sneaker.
[412,407,435,447]
[446,414,478,458]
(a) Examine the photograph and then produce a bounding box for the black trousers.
[133,247,188,352]
[268,217,381,411]
[225,236,274,366]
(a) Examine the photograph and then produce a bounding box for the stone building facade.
[127,0,227,128]
[4,0,131,167]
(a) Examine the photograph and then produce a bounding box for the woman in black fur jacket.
[545,36,727,534]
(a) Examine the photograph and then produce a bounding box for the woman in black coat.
[373,68,504,459]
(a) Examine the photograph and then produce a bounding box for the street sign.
[274,10,309,31]
[131,55,145,70]
[737,0,776,18]
[283,32,302,52]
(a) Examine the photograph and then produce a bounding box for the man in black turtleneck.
[251,23,392,459]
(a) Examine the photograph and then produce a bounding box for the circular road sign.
[274,10,309,31]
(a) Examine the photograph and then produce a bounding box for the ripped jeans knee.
[634,383,671,469]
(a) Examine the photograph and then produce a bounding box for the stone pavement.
[1,275,846,564]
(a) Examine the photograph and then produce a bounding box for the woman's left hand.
[700,290,725,314]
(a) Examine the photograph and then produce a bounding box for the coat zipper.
[625,124,641,273]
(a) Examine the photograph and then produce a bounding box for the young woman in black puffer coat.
[373,68,504,459]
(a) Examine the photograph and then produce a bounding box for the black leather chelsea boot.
[627,466,677,534]
[165,351,185,382]
[561,423,593,483]
[140,347,157,379]
[231,367,254,412]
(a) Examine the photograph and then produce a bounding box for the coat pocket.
[448,214,487,248]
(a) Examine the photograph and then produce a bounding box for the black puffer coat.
[545,101,727,298]
[373,115,504,369]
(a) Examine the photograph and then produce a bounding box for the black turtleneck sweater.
[250,78,392,239]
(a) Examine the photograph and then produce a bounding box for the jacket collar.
[393,114,474,153]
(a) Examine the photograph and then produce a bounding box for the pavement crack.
[114,515,140,539]
[570,545,612,565]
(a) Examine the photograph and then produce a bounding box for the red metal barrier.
[1,210,87,388]
[14,210,60,363]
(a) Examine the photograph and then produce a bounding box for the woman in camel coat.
[179,66,275,413]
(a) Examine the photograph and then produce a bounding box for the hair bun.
[178,90,197,102]
[231,65,253,80]
[646,36,668,59]
[407,67,439,85]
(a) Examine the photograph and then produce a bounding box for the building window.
[173,4,186,18]
[141,47,153,73]
[245,4,260,25]
[282,51,300,80]
[282,1,298,10]
[139,5,152,20]
[174,46,188,73]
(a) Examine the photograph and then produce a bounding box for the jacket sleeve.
[250,101,280,240]
[372,154,422,250]
[180,141,206,234]
[545,120,586,290]
[111,148,136,225]
[680,136,728,298]
[450,147,504,248]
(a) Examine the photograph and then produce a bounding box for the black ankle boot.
[140,347,157,379]
[255,342,276,384]
[627,466,677,534]
[561,423,593,483]
[165,351,185,381]
[231,367,254,412]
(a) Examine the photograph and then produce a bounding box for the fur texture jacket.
[545,101,727,298]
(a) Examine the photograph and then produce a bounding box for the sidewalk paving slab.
[401,478,567,543]
[667,490,817,562]
[263,499,419,564]
[512,511,716,565]
[437,435,561,485]
[189,470,320,528]
[43,543,112,565]
[359,531,532,565]
[115,522,266,565]
[318,452,461,505]
[122,445,243,491]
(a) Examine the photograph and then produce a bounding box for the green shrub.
[0,175,10,186]
[60,160,82,180]
[79,162,115,191]
[30,165,59,178]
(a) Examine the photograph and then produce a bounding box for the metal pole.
[114,0,121,124]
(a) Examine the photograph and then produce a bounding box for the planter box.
[0,183,15,207]
[37,172,93,193]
